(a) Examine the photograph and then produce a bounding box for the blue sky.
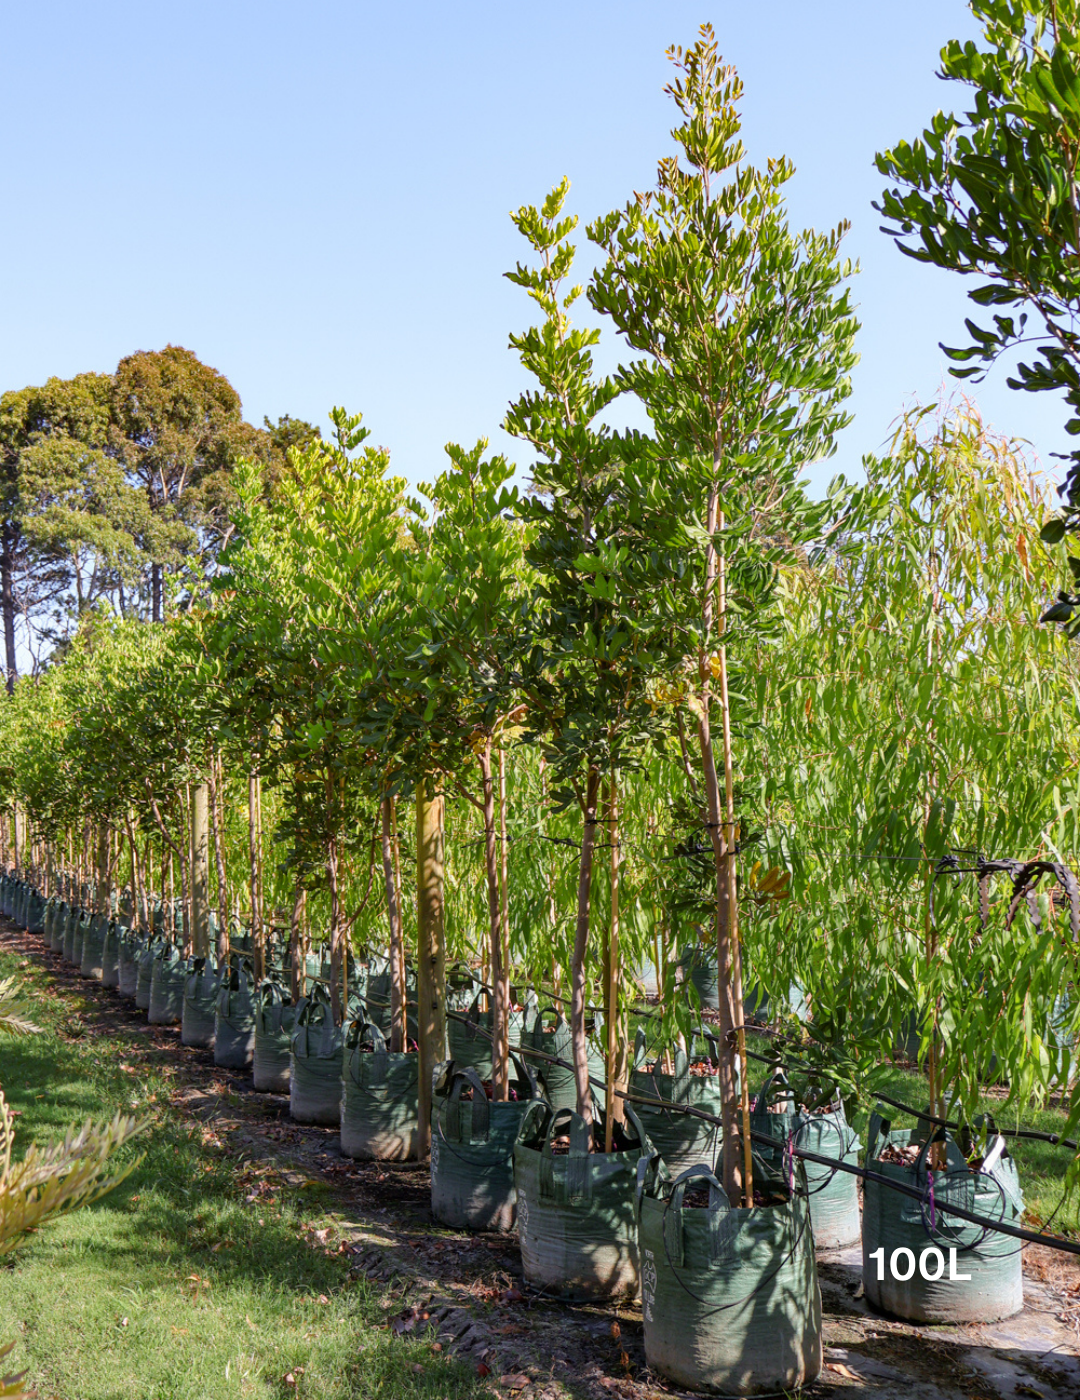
[1,1,1064,497]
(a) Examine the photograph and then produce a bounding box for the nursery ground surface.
[0,921,1076,1400]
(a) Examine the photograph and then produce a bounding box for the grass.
[0,948,489,1400]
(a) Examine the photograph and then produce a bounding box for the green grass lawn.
[0,949,488,1400]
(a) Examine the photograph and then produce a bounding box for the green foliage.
[876,1,1080,555]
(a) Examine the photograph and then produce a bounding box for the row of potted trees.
[5,868,1027,1397]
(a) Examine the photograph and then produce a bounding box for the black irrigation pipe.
[871,1089,1080,1154]
[613,1088,1080,1259]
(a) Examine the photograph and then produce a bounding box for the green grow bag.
[638,1159,823,1397]
[447,987,493,1074]
[136,935,163,1011]
[0,876,10,918]
[27,890,45,935]
[80,912,107,980]
[182,957,219,1048]
[341,1015,418,1160]
[149,942,185,1024]
[290,987,343,1125]
[523,1004,606,1114]
[214,961,256,1068]
[513,1102,648,1302]
[630,1033,724,1178]
[101,921,121,989]
[49,901,68,954]
[862,1113,1024,1323]
[118,929,142,998]
[253,980,296,1093]
[72,909,90,968]
[679,945,719,1010]
[431,1056,540,1231]
[61,905,79,961]
[750,1070,861,1250]
[43,898,56,944]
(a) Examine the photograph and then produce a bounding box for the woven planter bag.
[290,987,343,1125]
[118,929,143,998]
[750,1070,861,1251]
[638,1159,822,1397]
[862,1113,1024,1324]
[253,980,296,1092]
[214,961,256,1069]
[101,921,122,989]
[431,1055,540,1231]
[513,1103,649,1302]
[148,942,185,1025]
[629,1032,725,1179]
[182,957,220,1049]
[80,912,107,980]
[522,1005,606,1115]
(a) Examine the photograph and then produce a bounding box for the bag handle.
[447,1067,490,1143]
[509,1048,539,1101]
[866,1107,890,1164]
[663,1165,730,1267]
[515,1098,550,1150]
[540,1107,591,1205]
[752,1066,795,1115]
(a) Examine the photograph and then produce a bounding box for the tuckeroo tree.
[588,25,859,1202]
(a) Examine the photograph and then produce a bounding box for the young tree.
[588,26,859,1202]
[504,181,671,1133]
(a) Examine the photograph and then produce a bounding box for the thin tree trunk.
[381,794,406,1052]
[1,522,18,695]
[604,772,626,1150]
[698,465,750,1206]
[208,759,229,962]
[478,745,509,1099]
[571,766,602,1127]
[326,829,344,1025]
[416,777,447,1160]
[248,772,264,981]
[495,748,511,1101]
[289,884,306,1004]
[190,781,210,958]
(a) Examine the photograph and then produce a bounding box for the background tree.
[108,345,278,622]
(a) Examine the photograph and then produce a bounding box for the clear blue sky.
[1,1,1064,496]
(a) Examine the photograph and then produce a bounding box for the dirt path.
[3,919,1078,1400]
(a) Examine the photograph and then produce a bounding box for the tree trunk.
[326,831,345,1025]
[415,777,447,1160]
[289,884,306,1004]
[478,745,509,1098]
[381,794,406,1052]
[190,781,210,958]
[248,772,264,981]
[571,766,602,1126]
[151,562,163,624]
[603,773,626,1150]
[495,748,512,1101]
[208,759,229,962]
[96,823,111,917]
[1,522,17,695]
